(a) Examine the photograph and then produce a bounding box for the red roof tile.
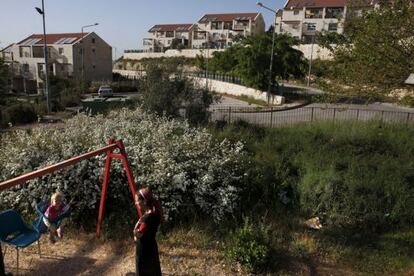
[148,24,193,32]
[285,0,348,8]
[17,33,88,45]
[198,13,260,23]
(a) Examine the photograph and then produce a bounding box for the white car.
[98,86,113,97]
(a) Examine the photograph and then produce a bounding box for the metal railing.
[193,71,243,85]
[209,106,414,127]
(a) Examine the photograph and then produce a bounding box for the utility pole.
[36,0,50,113]
[307,34,315,87]
[257,1,278,104]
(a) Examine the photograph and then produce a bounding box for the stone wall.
[123,49,223,60]
[293,44,333,60]
[193,77,285,105]
[123,45,333,61]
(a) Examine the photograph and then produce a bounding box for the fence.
[209,106,414,127]
[194,71,242,85]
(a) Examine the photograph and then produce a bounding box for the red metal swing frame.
[0,139,142,237]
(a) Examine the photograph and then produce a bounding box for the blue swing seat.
[32,200,72,234]
[0,209,41,274]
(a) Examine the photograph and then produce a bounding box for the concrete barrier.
[193,77,285,105]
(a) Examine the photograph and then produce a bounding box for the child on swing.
[44,191,72,243]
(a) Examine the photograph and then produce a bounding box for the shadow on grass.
[27,234,130,275]
[311,227,414,274]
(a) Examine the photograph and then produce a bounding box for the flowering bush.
[0,108,246,222]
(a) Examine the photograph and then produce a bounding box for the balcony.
[193,32,207,40]
[325,7,344,19]
[305,8,323,19]
[211,21,223,30]
[233,21,249,30]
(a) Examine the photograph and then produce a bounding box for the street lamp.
[256,1,278,104]
[81,23,99,92]
[35,0,50,113]
[307,32,317,87]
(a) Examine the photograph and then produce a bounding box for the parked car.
[98,86,113,97]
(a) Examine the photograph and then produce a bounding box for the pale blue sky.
[0,0,285,59]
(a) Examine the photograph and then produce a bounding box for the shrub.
[0,108,246,224]
[294,123,414,230]
[141,61,216,125]
[1,103,38,127]
[212,121,414,231]
[225,217,271,272]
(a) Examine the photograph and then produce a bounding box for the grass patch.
[208,120,414,275]
[219,93,268,106]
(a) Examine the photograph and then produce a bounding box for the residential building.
[191,13,265,49]
[1,32,112,94]
[275,0,351,43]
[143,24,194,52]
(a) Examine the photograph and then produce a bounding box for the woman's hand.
[133,229,143,241]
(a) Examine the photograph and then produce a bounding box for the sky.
[0,0,286,59]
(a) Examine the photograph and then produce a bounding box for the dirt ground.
[3,232,239,276]
[2,231,382,276]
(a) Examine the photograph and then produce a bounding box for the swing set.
[0,139,142,274]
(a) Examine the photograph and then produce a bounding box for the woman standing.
[133,187,162,276]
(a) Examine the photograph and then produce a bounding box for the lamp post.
[257,1,278,104]
[81,23,99,92]
[307,33,316,87]
[35,0,50,113]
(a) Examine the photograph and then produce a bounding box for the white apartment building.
[276,0,350,43]
[143,24,194,52]
[1,32,112,94]
[191,13,265,49]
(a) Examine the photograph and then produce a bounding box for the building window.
[223,21,232,30]
[19,46,31,58]
[307,23,316,31]
[92,48,96,53]
[92,38,96,43]
[293,9,300,15]
[328,23,338,31]
[32,46,44,58]
[22,64,29,72]
[302,35,315,44]
[212,33,220,40]
[166,31,174,38]
[59,48,64,54]
[211,21,223,30]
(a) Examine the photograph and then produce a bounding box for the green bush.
[225,217,271,272]
[1,103,38,127]
[400,94,414,107]
[141,61,216,125]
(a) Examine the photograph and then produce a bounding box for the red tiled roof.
[17,33,88,45]
[285,0,348,8]
[148,24,193,32]
[198,13,260,23]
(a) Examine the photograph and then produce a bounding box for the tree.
[199,32,306,91]
[321,0,414,96]
[0,58,9,94]
[141,60,218,125]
